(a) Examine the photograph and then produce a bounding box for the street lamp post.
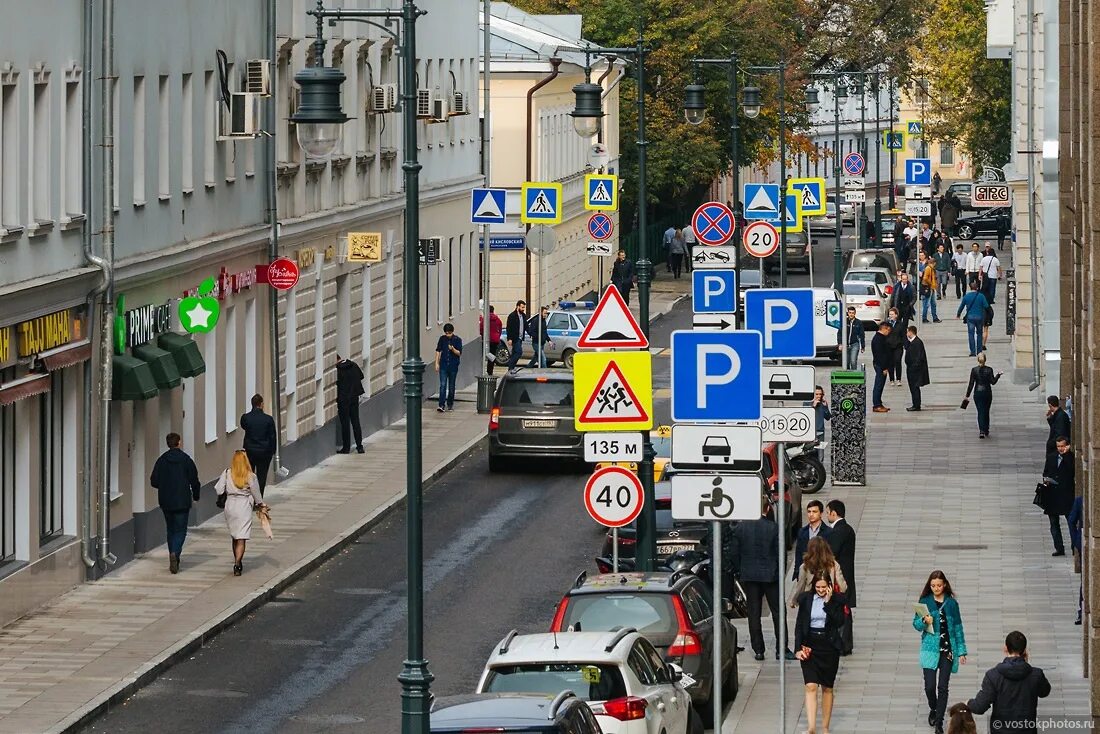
[854,75,868,249]
[888,81,896,210]
[809,73,849,294]
[291,3,432,732]
[873,74,882,241]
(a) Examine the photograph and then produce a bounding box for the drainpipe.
[97,0,117,564]
[265,0,288,478]
[1039,0,1060,393]
[79,0,107,569]
[1025,0,1041,391]
[597,58,619,108]
[524,58,561,307]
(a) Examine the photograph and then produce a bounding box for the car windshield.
[483,663,628,702]
[560,594,676,636]
[851,254,894,270]
[651,435,672,457]
[846,271,886,284]
[843,282,878,296]
[500,381,573,407]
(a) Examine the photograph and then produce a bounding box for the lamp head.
[741,85,762,119]
[290,65,349,159]
[683,83,707,125]
[570,81,604,138]
[805,86,820,112]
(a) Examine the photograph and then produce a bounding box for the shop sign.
[267,258,301,291]
[347,232,383,263]
[115,296,175,353]
[183,266,257,301]
[18,309,79,358]
[296,247,316,269]
[178,278,221,334]
[0,326,13,368]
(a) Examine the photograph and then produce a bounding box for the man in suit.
[826,499,857,655]
[335,354,365,454]
[891,271,917,330]
[1042,437,1075,557]
[505,300,527,373]
[870,322,892,413]
[240,394,277,496]
[904,325,930,412]
[793,500,832,580]
[1045,395,1071,453]
[730,508,794,661]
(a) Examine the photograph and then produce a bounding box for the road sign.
[744,288,816,359]
[670,330,762,423]
[692,245,738,268]
[906,120,923,136]
[767,193,803,233]
[692,314,737,332]
[670,474,762,522]
[671,424,762,471]
[583,432,643,463]
[584,174,618,211]
[693,270,738,314]
[905,158,932,186]
[691,201,736,245]
[574,352,653,432]
[907,186,932,200]
[843,152,866,176]
[584,466,644,528]
[743,183,781,220]
[759,407,815,443]
[267,258,300,291]
[520,182,563,224]
[587,242,614,256]
[905,201,932,216]
[762,364,816,403]
[471,187,508,224]
[525,224,556,255]
[825,299,842,329]
[789,178,827,217]
[577,286,648,348]
[842,177,864,190]
[588,212,614,241]
[973,183,1011,208]
[743,221,779,259]
[843,191,866,203]
[882,131,905,151]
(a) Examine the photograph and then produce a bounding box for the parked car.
[764,229,813,273]
[844,248,900,275]
[601,481,711,561]
[520,302,593,369]
[945,181,974,210]
[954,207,1011,240]
[842,280,888,328]
[488,370,583,472]
[838,266,895,300]
[550,572,738,722]
[808,203,841,234]
[831,196,856,226]
[431,692,605,733]
[478,629,700,734]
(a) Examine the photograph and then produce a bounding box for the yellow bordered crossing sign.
[788,178,827,217]
[574,351,653,432]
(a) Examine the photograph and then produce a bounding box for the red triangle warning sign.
[578,361,651,425]
[577,287,649,348]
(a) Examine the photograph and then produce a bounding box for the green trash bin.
[830,370,866,486]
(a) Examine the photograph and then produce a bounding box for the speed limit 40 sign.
[759,406,815,443]
[584,466,644,528]
[743,221,779,258]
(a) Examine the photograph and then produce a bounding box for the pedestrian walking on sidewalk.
[871,321,893,412]
[729,508,792,661]
[335,354,366,454]
[807,386,832,453]
[914,570,969,734]
[525,306,551,368]
[611,249,636,305]
[794,572,849,734]
[1040,437,1075,557]
[793,500,833,580]
[435,322,463,412]
[904,325,929,411]
[843,306,864,369]
[1045,395,1071,453]
[979,245,1001,304]
[966,631,1051,731]
[891,273,917,326]
[663,225,676,273]
[214,450,268,576]
[825,500,856,654]
[1071,495,1084,623]
[149,432,201,575]
[956,283,990,356]
[964,353,1002,439]
[787,537,846,607]
[952,244,968,299]
[934,243,953,299]
[505,300,527,373]
[240,394,276,496]
[682,222,697,272]
[964,242,983,287]
[921,260,941,323]
[668,229,687,279]
[885,308,905,386]
[479,305,504,375]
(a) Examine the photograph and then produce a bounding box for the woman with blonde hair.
[788,536,847,608]
[215,450,267,576]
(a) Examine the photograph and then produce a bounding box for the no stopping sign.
[584,466,644,527]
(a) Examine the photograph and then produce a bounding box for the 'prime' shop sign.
[123,301,174,351]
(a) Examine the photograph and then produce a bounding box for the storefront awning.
[38,339,92,371]
[133,343,182,390]
[112,355,158,401]
[0,373,51,405]
[157,332,206,378]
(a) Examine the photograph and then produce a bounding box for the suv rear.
[844,248,899,274]
[488,370,583,472]
[764,229,812,273]
[431,692,603,733]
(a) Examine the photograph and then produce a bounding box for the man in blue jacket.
[240,394,276,496]
[149,433,201,575]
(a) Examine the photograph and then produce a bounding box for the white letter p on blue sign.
[905,158,932,186]
[744,288,816,359]
[692,269,737,313]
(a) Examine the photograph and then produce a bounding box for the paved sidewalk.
[726,277,1089,730]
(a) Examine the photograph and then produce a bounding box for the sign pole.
[613,527,619,573]
[712,519,723,729]
[842,307,848,370]
[777,441,787,733]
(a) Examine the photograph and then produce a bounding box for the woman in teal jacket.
[913,570,968,734]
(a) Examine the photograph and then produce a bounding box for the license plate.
[523,419,556,429]
[657,543,695,555]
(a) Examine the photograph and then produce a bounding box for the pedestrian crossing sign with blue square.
[584,174,618,211]
[521,182,563,224]
[764,193,803,233]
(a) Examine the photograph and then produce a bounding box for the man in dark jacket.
[891,271,917,325]
[904,325,930,411]
[149,433,201,574]
[504,300,527,373]
[841,306,865,369]
[966,631,1051,732]
[1045,395,1071,453]
[335,354,365,454]
[729,509,792,661]
[525,307,551,368]
[610,250,636,305]
[870,321,892,412]
[1041,437,1075,556]
[826,499,857,655]
[240,394,276,496]
[793,500,832,580]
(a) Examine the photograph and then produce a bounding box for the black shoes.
[337,448,351,454]
[1053,550,1066,557]
[754,652,765,661]
[356,446,365,454]
[929,709,937,726]
[169,554,179,574]
[233,563,243,576]
[907,406,921,412]
[775,649,795,660]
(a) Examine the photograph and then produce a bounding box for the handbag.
[960,397,970,409]
[1033,482,1048,509]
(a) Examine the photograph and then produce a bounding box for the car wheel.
[688,708,705,734]
[488,454,508,473]
[957,224,975,240]
[723,659,739,702]
[562,348,576,370]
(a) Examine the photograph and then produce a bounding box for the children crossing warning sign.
[520,182,563,224]
[574,352,653,431]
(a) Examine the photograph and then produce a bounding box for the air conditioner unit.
[370,83,398,113]
[217,92,263,139]
[385,83,398,110]
[245,59,272,96]
[416,88,433,118]
[430,96,449,122]
[450,91,469,116]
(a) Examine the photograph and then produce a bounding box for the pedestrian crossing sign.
[906,120,923,137]
[788,177,827,217]
[764,193,803,233]
[521,182,563,224]
[882,130,905,151]
[584,174,618,211]
[574,351,653,431]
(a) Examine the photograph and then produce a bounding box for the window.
[627,642,658,685]
[64,80,81,217]
[158,75,170,200]
[132,76,145,205]
[0,80,19,228]
[681,583,713,625]
[457,235,464,314]
[0,396,15,561]
[224,304,237,434]
[112,78,119,210]
[244,298,257,414]
[181,73,193,192]
[940,143,954,166]
[448,237,454,317]
[203,70,215,187]
[204,327,218,444]
[547,313,570,330]
[32,78,51,222]
[39,372,64,543]
[361,267,372,368]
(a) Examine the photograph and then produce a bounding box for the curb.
[54,432,488,734]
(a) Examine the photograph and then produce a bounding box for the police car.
[521,301,593,369]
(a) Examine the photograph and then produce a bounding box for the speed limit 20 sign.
[759,407,815,443]
[584,466,644,528]
[742,221,779,259]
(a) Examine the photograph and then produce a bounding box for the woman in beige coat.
[788,536,847,607]
[215,450,267,576]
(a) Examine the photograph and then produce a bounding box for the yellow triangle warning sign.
[577,360,650,425]
[578,287,649,348]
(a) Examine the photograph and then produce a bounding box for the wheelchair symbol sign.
[670,474,762,521]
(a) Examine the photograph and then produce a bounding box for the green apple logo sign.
[178,278,221,334]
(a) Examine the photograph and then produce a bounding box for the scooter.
[786,441,827,493]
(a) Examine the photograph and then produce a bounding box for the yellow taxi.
[595,425,673,482]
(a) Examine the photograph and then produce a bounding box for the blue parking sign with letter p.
[692,270,737,314]
[671,331,762,422]
[905,158,932,186]
[744,288,816,359]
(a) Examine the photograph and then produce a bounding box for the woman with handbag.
[787,536,847,608]
[215,450,268,576]
[913,570,968,734]
[794,572,849,734]
[963,353,1002,439]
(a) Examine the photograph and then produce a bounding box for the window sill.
[59,213,86,231]
[109,491,123,502]
[204,181,217,190]
[183,188,194,196]
[225,176,236,185]
[133,200,146,209]
[26,219,55,238]
[244,171,255,179]
[0,224,25,243]
[158,194,171,203]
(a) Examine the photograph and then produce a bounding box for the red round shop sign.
[267,258,300,291]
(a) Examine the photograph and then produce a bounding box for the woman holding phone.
[913,570,968,734]
[794,572,849,734]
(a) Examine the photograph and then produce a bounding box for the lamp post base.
[399,659,435,734]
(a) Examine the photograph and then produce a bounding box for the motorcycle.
[594,550,750,619]
[786,441,827,494]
